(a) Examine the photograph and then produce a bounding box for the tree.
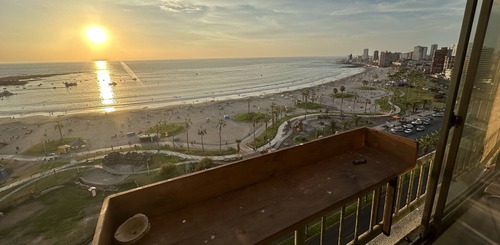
[198,126,207,155]
[235,139,242,158]
[341,119,351,130]
[54,121,64,142]
[422,99,432,110]
[364,99,371,114]
[154,120,163,150]
[328,120,338,133]
[301,89,310,117]
[418,135,432,154]
[352,94,359,113]
[418,132,439,155]
[270,102,276,126]
[247,98,252,114]
[216,118,226,155]
[362,80,369,87]
[184,118,192,153]
[159,163,178,179]
[332,88,339,109]
[352,115,362,126]
[310,90,317,104]
[193,157,215,171]
[340,86,346,112]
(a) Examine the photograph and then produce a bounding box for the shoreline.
[0,66,392,155]
[0,65,367,120]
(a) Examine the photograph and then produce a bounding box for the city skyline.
[0,0,466,62]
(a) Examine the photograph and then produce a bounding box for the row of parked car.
[390,117,432,134]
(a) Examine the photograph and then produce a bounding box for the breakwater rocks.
[0,72,80,86]
[0,90,14,98]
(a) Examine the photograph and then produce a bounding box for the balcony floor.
[433,195,500,245]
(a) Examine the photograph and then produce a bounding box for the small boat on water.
[64,82,77,87]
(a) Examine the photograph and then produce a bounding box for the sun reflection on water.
[95,61,116,112]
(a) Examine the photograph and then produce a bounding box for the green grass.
[149,154,184,169]
[0,185,106,245]
[357,86,378,90]
[24,137,78,155]
[160,144,237,156]
[146,122,184,136]
[248,115,295,149]
[234,112,270,123]
[0,159,71,188]
[296,102,324,110]
[376,96,393,113]
[0,169,79,208]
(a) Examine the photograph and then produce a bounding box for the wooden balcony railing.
[92,127,418,245]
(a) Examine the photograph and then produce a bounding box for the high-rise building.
[450,43,458,56]
[362,48,369,61]
[430,44,438,59]
[430,47,448,74]
[412,46,426,61]
[348,54,352,61]
[378,51,395,67]
[422,46,428,60]
[400,52,412,60]
[373,50,379,61]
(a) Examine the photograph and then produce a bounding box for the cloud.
[330,0,465,17]
[158,0,208,13]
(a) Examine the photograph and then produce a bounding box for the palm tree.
[341,119,351,130]
[418,135,432,154]
[216,118,226,155]
[301,89,310,117]
[364,99,371,114]
[328,120,338,133]
[184,118,192,153]
[352,115,362,126]
[270,102,276,126]
[340,86,346,112]
[155,120,162,149]
[333,88,338,109]
[330,93,335,109]
[310,90,317,104]
[421,99,432,110]
[235,139,242,158]
[247,98,252,114]
[198,126,207,155]
[54,121,64,142]
[412,101,420,112]
[352,94,359,113]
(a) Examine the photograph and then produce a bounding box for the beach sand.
[0,66,393,155]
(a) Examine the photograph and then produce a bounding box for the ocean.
[0,57,363,118]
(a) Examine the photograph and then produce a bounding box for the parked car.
[404,128,413,134]
[411,119,423,125]
[390,126,404,133]
[416,126,425,132]
[403,124,414,129]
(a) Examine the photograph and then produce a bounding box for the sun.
[86,26,107,44]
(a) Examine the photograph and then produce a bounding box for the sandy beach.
[0,66,393,155]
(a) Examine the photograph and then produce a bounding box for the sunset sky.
[0,0,466,62]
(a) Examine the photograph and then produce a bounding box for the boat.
[64,82,77,87]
